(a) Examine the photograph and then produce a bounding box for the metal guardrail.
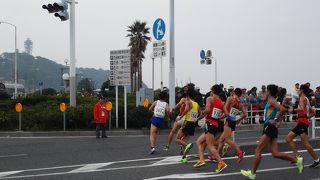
[311,108,320,139]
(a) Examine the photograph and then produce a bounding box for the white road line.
[70,163,113,173]
[0,154,27,158]
[0,149,319,179]
[144,165,307,180]
[0,171,22,178]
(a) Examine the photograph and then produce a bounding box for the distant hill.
[0,52,109,92]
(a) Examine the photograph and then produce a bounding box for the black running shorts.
[205,122,219,136]
[182,121,196,136]
[292,123,309,136]
[262,124,278,139]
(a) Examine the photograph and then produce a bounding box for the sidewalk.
[0,122,297,137]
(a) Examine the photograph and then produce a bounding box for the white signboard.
[152,40,167,58]
[110,49,131,86]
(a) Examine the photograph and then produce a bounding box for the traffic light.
[42,0,69,21]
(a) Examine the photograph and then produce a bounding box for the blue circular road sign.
[200,50,206,59]
[153,18,166,41]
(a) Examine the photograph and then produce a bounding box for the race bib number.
[211,108,222,119]
[229,107,239,121]
[190,112,198,122]
[154,107,165,118]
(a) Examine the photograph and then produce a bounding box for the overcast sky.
[0,0,319,93]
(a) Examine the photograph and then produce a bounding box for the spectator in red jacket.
[94,96,108,138]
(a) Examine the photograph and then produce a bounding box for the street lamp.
[0,21,17,99]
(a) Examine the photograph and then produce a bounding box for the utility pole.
[69,0,76,107]
[169,0,175,109]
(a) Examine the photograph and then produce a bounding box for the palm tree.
[127,21,151,92]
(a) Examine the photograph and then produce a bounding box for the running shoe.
[236,151,245,164]
[208,155,218,163]
[296,156,304,174]
[180,157,188,164]
[221,145,229,157]
[163,145,169,151]
[184,143,193,155]
[309,160,319,168]
[241,170,256,180]
[149,147,156,155]
[215,161,227,173]
[193,160,206,168]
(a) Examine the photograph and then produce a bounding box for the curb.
[0,122,297,137]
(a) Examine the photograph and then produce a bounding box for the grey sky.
[0,0,319,93]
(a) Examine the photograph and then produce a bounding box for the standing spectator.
[292,83,300,121]
[258,85,267,124]
[219,83,228,102]
[249,87,259,124]
[93,96,108,139]
[305,82,314,104]
[195,87,204,107]
[315,86,320,118]
[277,88,290,122]
[240,88,250,124]
[228,86,235,97]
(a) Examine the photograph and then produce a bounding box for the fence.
[243,104,296,125]
[311,108,320,139]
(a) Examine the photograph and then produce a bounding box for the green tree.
[127,21,151,92]
[41,88,57,96]
[78,78,94,94]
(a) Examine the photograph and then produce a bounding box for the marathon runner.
[217,88,247,163]
[148,91,170,155]
[241,84,303,180]
[286,84,320,168]
[193,84,228,173]
[163,86,188,151]
[175,89,201,163]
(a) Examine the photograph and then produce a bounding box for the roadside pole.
[116,85,118,129]
[169,0,175,109]
[69,0,76,107]
[152,57,155,91]
[18,112,21,131]
[15,103,22,131]
[161,57,163,90]
[124,86,127,130]
[109,112,112,131]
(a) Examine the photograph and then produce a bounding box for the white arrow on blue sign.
[200,50,206,59]
[153,18,166,41]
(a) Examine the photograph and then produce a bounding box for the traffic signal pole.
[69,0,76,107]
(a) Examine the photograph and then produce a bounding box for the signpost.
[143,98,149,108]
[106,101,112,131]
[110,49,131,130]
[15,103,22,131]
[59,103,67,131]
[152,18,167,90]
[39,81,44,95]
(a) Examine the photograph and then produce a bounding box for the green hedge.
[0,94,155,131]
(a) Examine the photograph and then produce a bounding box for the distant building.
[3,83,25,98]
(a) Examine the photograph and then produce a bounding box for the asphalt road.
[0,128,319,180]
